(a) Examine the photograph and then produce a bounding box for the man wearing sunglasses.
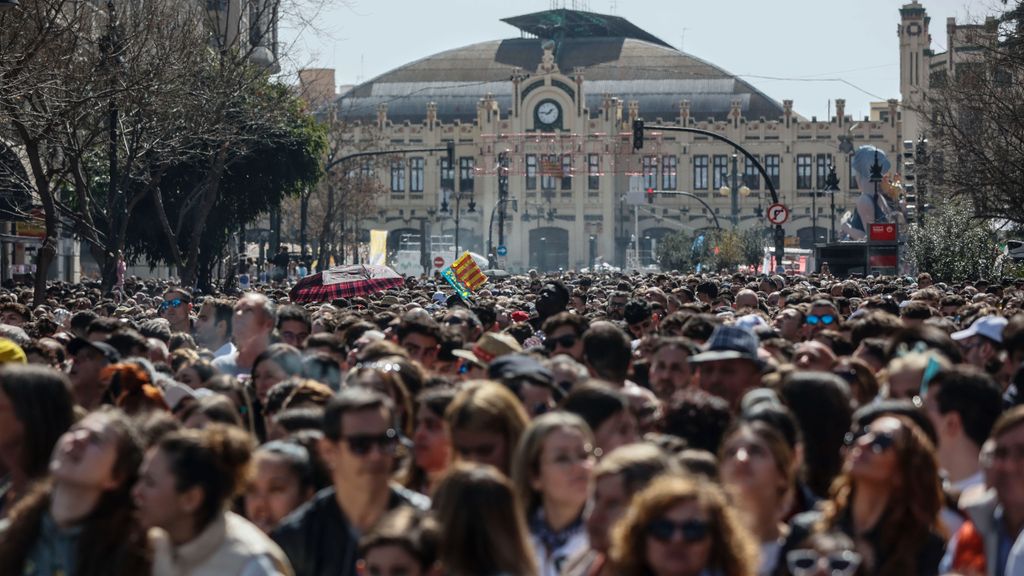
[272,387,428,576]
[803,300,841,339]
[158,287,192,334]
[542,312,588,362]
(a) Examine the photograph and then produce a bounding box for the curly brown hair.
[817,414,943,576]
[609,475,758,576]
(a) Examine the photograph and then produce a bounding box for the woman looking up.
[0,408,149,576]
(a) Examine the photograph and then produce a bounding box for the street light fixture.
[0,0,19,9]
[718,154,750,228]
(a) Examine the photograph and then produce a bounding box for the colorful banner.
[441,251,488,301]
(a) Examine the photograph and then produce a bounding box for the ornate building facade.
[306,5,957,272]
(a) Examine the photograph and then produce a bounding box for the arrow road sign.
[767,203,790,225]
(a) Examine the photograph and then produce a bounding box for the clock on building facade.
[534,98,562,130]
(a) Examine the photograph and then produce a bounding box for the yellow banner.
[368,230,388,265]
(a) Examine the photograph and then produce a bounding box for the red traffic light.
[646,188,655,204]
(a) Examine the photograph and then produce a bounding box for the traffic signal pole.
[633,120,787,273]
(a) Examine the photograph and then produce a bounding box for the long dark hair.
[818,415,943,576]
[0,408,148,576]
[0,364,75,480]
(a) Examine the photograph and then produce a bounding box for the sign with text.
[868,223,897,243]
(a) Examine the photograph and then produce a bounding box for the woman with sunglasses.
[609,474,758,576]
[511,412,596,576]
[133,424,293,575]
[782,414,944,576]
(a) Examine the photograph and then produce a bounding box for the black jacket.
[271,484,430,576]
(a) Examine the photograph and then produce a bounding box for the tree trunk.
[16,125,58,306]
[181,147,228,286]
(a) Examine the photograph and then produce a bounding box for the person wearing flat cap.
[488,354,557,418]
[688,324,764,410]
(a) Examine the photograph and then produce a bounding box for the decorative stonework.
[537,41,560,75]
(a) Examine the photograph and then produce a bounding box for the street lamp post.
[718,154,750,230]
[440,188,475,255]
[825,165,840,242]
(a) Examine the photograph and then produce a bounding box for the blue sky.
[279,0,995,120]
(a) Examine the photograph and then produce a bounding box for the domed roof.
[337,11,785,124]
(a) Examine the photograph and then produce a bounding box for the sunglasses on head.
[645,518,711,543]
[844,429,897,454]
[544,334,578,351]
[341,428,399,456]
[805,314,835,326]
[159,298,184,313]
[786,549,862,576]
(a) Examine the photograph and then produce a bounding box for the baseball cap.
[67,338,121,363]
[689,325,763,368]
[488,354,553,386]
[951,315,1007,343]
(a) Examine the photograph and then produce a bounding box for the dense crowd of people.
[0,268,1023,576]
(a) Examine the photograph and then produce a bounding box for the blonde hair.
[609,475,758,576]
[445,380,529,474]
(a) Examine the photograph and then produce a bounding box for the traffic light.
[498,152,509,197]
[901,140,917,223]
[446,141,455,167]
[646,188,655,204]
[915,139,928,224]
[632,119,644,151]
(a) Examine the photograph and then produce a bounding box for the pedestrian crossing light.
[633,120,644,151]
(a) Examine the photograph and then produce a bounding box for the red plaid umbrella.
[289,264,404,303]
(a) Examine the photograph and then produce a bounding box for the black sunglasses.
[159,298,184,313]
[646,518,711,543]
[844,429,897,454]
[544,334,578,351]
[341,428,399,456]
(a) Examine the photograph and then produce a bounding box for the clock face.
[536,100,561,128]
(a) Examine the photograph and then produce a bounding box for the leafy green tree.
[126,85,325,290]
[907,198,1000,282]
[655,229,697,272]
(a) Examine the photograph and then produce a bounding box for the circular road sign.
[767,203,790,225]
[497,245,508,257]
[433,256,445,268]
